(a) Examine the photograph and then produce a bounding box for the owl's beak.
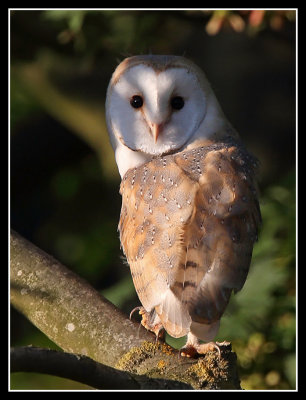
[152,123,163,143]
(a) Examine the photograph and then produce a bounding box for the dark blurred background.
[10,10,296,390]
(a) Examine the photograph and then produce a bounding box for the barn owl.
[105,55,261,356]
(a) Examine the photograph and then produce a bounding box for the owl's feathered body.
[119,138,260,342]
[106,55,261,355]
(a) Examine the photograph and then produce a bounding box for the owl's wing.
[173,143,261,331]
[119,155,197,337]
[119,140,261,339]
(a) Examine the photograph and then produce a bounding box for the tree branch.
[10,346,139,390]
[10,346,192,390]
[10,230,241,390]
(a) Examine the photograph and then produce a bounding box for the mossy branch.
[10,346,191,390]
[10,230,241,390]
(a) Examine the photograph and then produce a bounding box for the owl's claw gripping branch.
[130,306,165,342]
[179,332,229,358]
[180,341,221,359]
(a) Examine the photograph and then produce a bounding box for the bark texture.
[10,230,241,390]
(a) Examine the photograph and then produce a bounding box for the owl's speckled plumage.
[119,138,260,340]
[106,55,261,355]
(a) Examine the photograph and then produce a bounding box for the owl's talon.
[155,326,165,343]
[129,306,165,341]
[181,333,222,358]
[195,341,221,359]
[180,342,221,358]
[129,306,143,320]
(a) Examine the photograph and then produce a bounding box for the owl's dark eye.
[171,96,184,110]
[130,95,143,109]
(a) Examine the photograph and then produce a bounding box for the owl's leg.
[130,306,165,341]
[180,332,221,358]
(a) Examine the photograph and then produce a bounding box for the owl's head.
[106,55,229,177]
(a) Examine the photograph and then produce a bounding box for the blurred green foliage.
[10,9,296,390]
[222,171,296,389]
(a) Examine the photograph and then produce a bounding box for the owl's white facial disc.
[107,64,207,156]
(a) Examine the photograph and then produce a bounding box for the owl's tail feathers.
[155,288,191,338]
[190,320,220,342]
